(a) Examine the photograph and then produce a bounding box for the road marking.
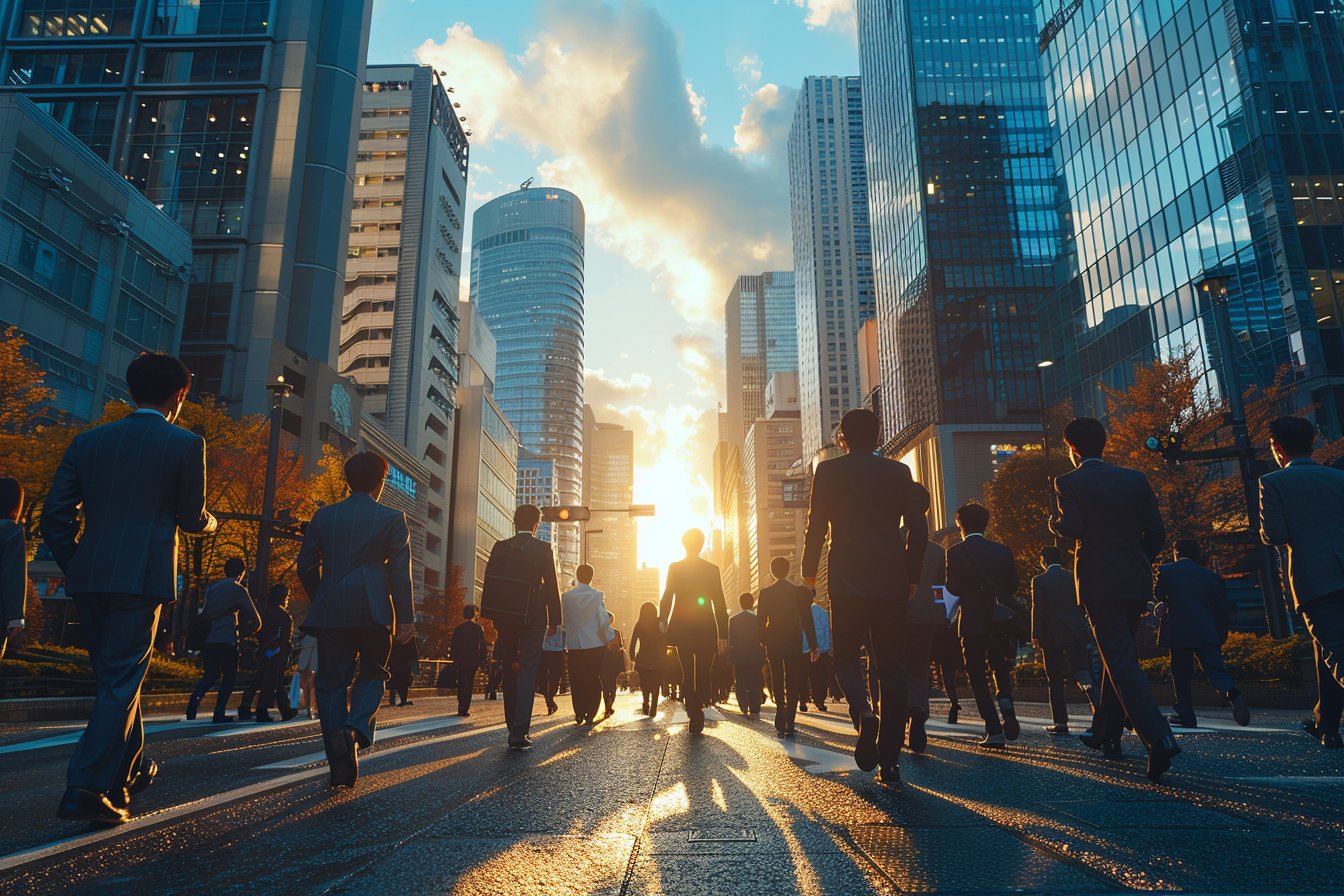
[0,719,519,874]
[202,718,315,738]
[253,715,472,769]
[0,719,222,755]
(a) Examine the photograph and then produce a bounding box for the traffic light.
[541,505,591,522]
[1144,431,1183,459]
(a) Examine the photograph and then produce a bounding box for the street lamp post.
[581,528,605,566]
[253,376,294,597]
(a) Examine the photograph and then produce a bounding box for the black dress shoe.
[908,707,928,754]
[1146,735,1182,781]
[255,712,275,723]
[877,765,901,788]
[999,698,1020,741]
[106,787,131,811]
[978,733,1007,748]
[1323,731,1344,749]
[57,788,128,827]
[326,729,359,788]
[1302,717,1324,739]
[1042,724,1070,735]
[1228,691,1250,727]
[947,703,960,725]
[508,736,534,751]
[1079,732,1124,758]
[129,758,157,795]
[689,706,705,735]
[280,707,299,722]
[1166,713,1198,728]
[855,711,879,771]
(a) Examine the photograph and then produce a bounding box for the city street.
[0,693,1338,895]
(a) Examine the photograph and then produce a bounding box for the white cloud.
[733,83,798,162]
[685,79,708,142]
[671,332,724,399]
[732,53,763,91]
[415,2,792,321]
[776,0,857,31]
[585,367,655,403]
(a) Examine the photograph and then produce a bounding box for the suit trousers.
[191,643,239,720]
[315,626,391,749]
[1300,590,1344,732]
[677,640,716,710]
[931,626,963,706]
[255,652,292,715]
[495,623,544,737]
[903,624,939,718]
[960,631,1015,735]
[1169,644,1236,722]
[805,652,833,706]
[67,594,160,794]
[568,646,605,722]
[832,596,910,767]
[1042,642,1096,726]
[769,653,808,733]
[1086,601,1172,748]
[539,651,565,704]
[733,656,764,714]
[455,661,479,714]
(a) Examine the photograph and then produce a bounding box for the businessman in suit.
[298,451,415,788]
[1032,546,1097,734]
[659,528,730,735]
[1153,539,1248,728]
[451,606,489,716]
[945,502,1020,748]
[1050,417,1180,781]
[802,408,928,788]
[561,563,613,725]
[483,504,562,750]
[42,353,217,826]
[757,557,819,735]
[902,483,946,753]
[728,592,766,716]
[1260,415,1344,749]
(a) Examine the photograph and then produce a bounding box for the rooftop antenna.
[519,177,534,191]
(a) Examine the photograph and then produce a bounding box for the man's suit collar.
[1287,458,1317,467]
[1080,457,1105,467]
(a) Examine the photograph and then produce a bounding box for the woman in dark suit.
[1,477,27,658]
[629,601,664,716]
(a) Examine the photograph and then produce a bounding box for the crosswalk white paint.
[253,714,473,769]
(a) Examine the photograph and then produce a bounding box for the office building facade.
[583,404,636,628]
[1,0,374,457]
[1036,0,1344,431]
[0,93,191,420]
[724,271,798,448]
[858,0,1063,530]
[789,76,876,461]
[470,186,585,576]
[741,373,805,594]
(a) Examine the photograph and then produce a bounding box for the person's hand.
[395,623,415,643]
[717,638,728,654]
[907,584,917,600]
[803,576,817,589]
[809,649,820,663]
[547,625,559,638]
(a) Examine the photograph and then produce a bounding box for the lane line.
[1235,776,1344,786]
[0,720,226,755]
[253,715,471,769]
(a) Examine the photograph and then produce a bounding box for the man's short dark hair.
[514,504,542,531]
[840,408,880,453]
[223,557,246,578]
[268,582,289,606]
[1174,538,1202,562]
[464,605,476,620]
[682,528,705,554]
[955,501,990,534]
[1063,417,1107,458]
[770,556,790,579]
[739,592,755,610]
[576,564,594,584]
[126,352,191,406]
[1040,545,1062,566]
[1269,416,1316,457]
[0,477,23,521]
[344,451,389,493]
[911,482,931,514]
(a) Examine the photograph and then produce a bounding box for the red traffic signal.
[541,505,591,522]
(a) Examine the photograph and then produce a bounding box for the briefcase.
[480,540,535,626]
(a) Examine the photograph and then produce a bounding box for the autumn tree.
[418,564,468,659]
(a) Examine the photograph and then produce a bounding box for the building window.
[20,0,136,36]
[182,251,237,342]
[147,0,271,36]
[7,50,127,85]
[140,48,265,83]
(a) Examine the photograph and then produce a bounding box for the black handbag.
[480,538,535,626]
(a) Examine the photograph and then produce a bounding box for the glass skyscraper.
[470,186,585,575]
[858,0,1063,529]
[1036,0,1344,431]
[724,271,798,447]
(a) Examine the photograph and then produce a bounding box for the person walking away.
[601,614,625,717]
[187,557,260,722]
[388,632,420,707]
[660,529,730,735]
[561,564,613,725]
[757,557,819,736]
[1260,415,1344,749]
[451,606,489,717]
[236,582,290,721]
[802,408,929,788]
[1032,546,1098,734]
[629,601,665,716]
[298,451,415,788]
[1154,540,1249,729]
[945,502,1020,748]
[799,595,833,712]
[42,352,217,826]
[728,593,766,716]
[294,629,319,719]
[1,478,27,659]
[1050,417,1179,780]
[901,484,946,753]
[539,621,566,715]
[253,584,297,723]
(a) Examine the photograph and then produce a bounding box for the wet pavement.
[0,692,1338,895]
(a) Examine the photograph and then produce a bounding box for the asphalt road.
[0,693,1338,895]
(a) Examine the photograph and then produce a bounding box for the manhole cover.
[687,829,758,843]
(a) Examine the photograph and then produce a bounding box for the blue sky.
[368,0,857,568]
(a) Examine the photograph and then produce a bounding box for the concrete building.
[0,0,375,459]
[741,373,805,594]
[450,301,519,606]
[582,404,636,630]
[0,93,192,420]
[789,76,875,463]
[725,271,798,448]
[470,186,585,577]
[341,64,469,593]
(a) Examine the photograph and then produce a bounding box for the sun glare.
[634,458,713,575]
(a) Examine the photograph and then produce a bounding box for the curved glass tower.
[470,187,585,574]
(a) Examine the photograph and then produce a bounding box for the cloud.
[733,83,798,162]
[732,53,762,91]
[416,3,792,321]
[776,0,857,31]
[585,367,655,405]
[671,332,724,398]
[685,80,708,141]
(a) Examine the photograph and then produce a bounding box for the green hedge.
[1017,633,1310,683]
[1,643,204,695]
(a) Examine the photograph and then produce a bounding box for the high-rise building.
[857,0,1063,531]
[725,271,797,448]
[741,373,805,594]
[341,64,468,593]
[1035,0,1344,432]
[450,301,520,606]
[516,450,556,547]
[470,186,585,576]
[633,564,661,613]
[789,76,876,461]
[0,93,192,421]
[1,1,376,459]
[583,404,636,629]
[713,440,748,602]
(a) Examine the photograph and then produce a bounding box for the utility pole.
[253,376,294,597]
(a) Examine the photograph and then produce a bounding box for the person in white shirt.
[561,565,613,725]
